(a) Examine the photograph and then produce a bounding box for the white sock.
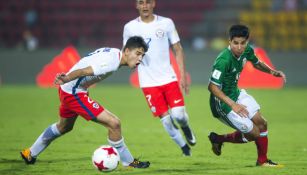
[171,106,189,127]
[108,137,134,166]
[160,115,186,147]
[30,123,61,157]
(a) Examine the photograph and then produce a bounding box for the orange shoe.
[20,148,36,164]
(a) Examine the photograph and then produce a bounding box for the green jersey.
[209,44,259,117]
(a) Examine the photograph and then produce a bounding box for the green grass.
[0,85,307,175]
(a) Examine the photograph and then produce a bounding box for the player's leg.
[217,89,261,143]
[20,116,77,164]
[21,88,83,164]
[208,110,254,156]
[209,89,262,155]
[251,112,282,167]
[95,110,132,165]
[95,110,150,168]
[236,90,281,166]
[170,106,196,146]
[65,90,149,168]
[208,92,255,155]
[160,113,191,156]
[142,85,190,156]
[166,82,196,146]
[251,112,269,165]
[221,90,281,167]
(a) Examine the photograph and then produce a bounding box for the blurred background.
[0,0,306,86]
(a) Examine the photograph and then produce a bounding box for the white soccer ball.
[92,145,120,172]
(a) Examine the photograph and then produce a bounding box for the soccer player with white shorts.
[20,36,150,168]
[123,0,196,156]
[208,24,286,167]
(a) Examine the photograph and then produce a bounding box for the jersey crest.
[155,29,165,38]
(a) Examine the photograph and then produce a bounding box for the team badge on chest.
[93,102,100,109]
[155,29,164,38]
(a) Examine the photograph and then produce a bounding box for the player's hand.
[231,103,249,118]
[54,73,67,85]
[180,75,189,95]
[272,70,286,83]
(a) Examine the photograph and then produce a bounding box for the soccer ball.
[92,145,120,172]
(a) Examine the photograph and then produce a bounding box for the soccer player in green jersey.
[208,24,286,167]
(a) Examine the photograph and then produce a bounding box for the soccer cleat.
[20,148,36,165]
[181,126,196,146]
[128,158,150,168]
[181,144,191,156]
[208,132,223,156]
[256,159,284,168]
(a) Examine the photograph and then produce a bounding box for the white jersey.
[123,15,180,87]
[61,48,122,94]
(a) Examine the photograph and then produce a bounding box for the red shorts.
[142,81,184,117]
[58,88,104,121]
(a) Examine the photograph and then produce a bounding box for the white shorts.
[219,89,260,133]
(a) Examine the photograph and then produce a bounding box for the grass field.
[0,85,306,175]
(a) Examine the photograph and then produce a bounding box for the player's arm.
[253,61,286,82]
[208,82,249,118]
[172,42,189,95]
[54,66,94,85]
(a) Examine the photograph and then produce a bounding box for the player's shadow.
[0,158,31,174]
[0,157,90,175]
[150,162,235,174]
[0,156,89,164]
[0,158,23,164]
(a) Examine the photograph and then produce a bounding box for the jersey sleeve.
[167,19,180,44]
[91,51,119,76]
[123,24,131,46]
[92,64,112,76]
[209,58,228,86]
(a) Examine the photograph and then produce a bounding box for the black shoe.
[181,144,191,156]
[181,126,196,146]
[208,132,223,156]
[128,158,150,168]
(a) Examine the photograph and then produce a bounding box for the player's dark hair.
[124,36,148,53]
[229,24,249,40]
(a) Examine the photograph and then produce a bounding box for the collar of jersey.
[138,14,157,24]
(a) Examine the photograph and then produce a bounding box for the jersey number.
[87,48,110,56]
[145,38,152,47]
[145,94,152,106]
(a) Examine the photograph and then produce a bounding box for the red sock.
[255,130,268,164]
[216,131,246,143]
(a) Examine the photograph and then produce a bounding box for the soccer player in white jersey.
[20,36,150,168]
[123,0,196,156]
